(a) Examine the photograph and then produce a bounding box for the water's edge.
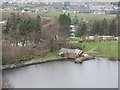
[1,57,69,70]
[1,56,118,70]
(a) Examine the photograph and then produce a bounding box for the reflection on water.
[3,59,118,88]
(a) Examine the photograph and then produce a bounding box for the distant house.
[83,36,117,41]
[83,36,98,40]
[59,48,83,58]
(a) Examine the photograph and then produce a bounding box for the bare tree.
[0,77,12,89]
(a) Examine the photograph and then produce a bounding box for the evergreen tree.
[101,18,108,35]
[90,21,100,35]
[19,20,28,36]
[76,23,87,37]
[109,19,117,36]
[35,15,42,32]
[34,15,42,42]
[58,14,71,36]
[116,15,120,36]
[58,14,71,25]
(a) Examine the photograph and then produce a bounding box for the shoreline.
[95,56,120,61]
[1,56,119,70]
[1,57,69,70]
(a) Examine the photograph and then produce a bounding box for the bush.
[2,40,34,65]
[2,40,52,65]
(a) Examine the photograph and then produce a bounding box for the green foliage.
[58,14,71,37]
[4,13,42,44]
[100,18,108,35]
[89,19,118,36]
[90,21,100,35]
[19,16,41,36]
[19,20,28,36]
[76,23,87,37]
[109,19,117,36]
[3,17,16,34]
[58,14,71,25]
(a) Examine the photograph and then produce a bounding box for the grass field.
[2,11,116,20]
[95,41,118,58]
[71,41,119,58]
[42,12,116,20]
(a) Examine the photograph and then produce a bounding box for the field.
[71,41,119,59]
[42,12,116,20]
[2,11,116,20]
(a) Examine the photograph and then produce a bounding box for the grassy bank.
[71,41,119,59]
[32,51,59,60]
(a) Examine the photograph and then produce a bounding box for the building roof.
[59,48,83,54]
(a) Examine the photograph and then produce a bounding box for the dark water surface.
[3,59,118,88]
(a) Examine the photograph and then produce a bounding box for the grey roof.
[59,48,83,54]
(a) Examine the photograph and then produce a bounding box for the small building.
[98,36,115,40]
[70,25,76,37]
[59,48,83,58]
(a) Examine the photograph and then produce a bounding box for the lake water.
[3,59,118,88]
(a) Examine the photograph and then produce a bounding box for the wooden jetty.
[74,55,95,64]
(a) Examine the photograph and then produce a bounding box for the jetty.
[74,55,95,64]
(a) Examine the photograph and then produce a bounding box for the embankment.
[1,57,68,70]
[1,55,119,70]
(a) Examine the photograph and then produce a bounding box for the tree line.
[76,17,119,37]
[3,13,42,46]
[3,13,72,46]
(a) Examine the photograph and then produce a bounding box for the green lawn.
[95,41,118,58]
[71,41,119,58]
[71,41,103,52]
[68,37,83,41]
